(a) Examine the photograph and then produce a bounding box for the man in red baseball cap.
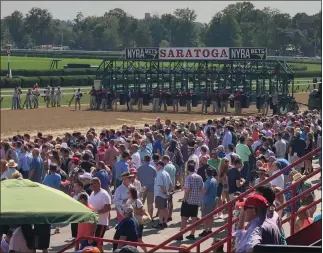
[234,193,283,252]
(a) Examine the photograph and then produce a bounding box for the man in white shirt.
[130,144,141,169]
[88,177,111,251]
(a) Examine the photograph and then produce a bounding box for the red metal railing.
[148,147,322,253]
[57,236,183,253]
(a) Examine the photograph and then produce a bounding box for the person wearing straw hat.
[114,171,135,222]
[292,172,316,217]
[1,160,18,179]
[254,167,271,188]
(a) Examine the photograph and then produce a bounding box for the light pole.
[6,44,12,78]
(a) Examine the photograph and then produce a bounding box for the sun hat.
[292,172,305,183]
[7,160,18,168]
[121,171,135,178]
[240,194,269,209]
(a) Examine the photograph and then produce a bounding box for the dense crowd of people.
[0,110,322,253]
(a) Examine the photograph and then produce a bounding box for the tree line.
[1,2,321,56]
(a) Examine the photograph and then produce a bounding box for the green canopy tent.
[0,179,98,225]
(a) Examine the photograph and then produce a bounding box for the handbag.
[134,201,152,225]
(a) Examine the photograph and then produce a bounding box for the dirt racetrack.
[1,93,310,139]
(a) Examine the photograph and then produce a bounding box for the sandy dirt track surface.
[1,93,309,139]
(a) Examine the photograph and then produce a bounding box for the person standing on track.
[74,88,82,111]
[186,90,192,113]
[221,89,229,113]
[137,89,144,111]
[50,87,56,107]
[111,91,118,111]
[152,88,160,112]
[45,86,51,107]
[32,86,40,108]
[172,89,180,112]
[24,88,33,109]
[56,87,62,107]
[100,88,108,111]
[211,90,218,114]
[89,86,97,109]
[11,87,19,110]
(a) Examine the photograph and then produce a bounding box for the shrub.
[49,76,62,86]
[294,71,322,78]
[20,77,40,88]
[38,76,51,87]
[60,76,89,86]
[4,77,22,88]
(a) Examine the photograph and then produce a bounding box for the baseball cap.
[240,194,269,209]
[129,168,137,174]
[79,172,92,180]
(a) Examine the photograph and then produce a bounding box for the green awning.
[0,179,98,225]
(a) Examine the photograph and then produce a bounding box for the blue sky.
[1,1,321,23]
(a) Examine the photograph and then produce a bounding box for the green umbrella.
[0,179,98,225]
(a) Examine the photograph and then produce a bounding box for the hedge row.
[0,68,100,77]
[293,71,322,78]
[0,71,321,88]
[0,52,118,60]
[1,68,321,79]
[0,75,96,88]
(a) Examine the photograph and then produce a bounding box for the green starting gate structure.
[95,47,298,114]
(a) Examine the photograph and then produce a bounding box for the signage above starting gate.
[125,47,267,60]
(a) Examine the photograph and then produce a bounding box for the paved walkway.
[48,163,322,252]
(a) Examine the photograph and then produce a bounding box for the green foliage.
[0,75,97,88]
[1,4,320,57]
[20,77,40,87]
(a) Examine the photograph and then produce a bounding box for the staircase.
[148,147,322,253]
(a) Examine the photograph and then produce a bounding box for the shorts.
[34,224,51,249]
[142,191,154,205]
[181,201,199,218]
[202,203,216,217]
[155,196,168,209]
[175,164,185,177]
[138,224,144,239]
[91,224,107,247]
[217,183,223,197]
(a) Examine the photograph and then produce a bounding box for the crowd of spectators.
[0,110,322,253]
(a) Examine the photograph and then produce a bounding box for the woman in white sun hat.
[1,160,18,179]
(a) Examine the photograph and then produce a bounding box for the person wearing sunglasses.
[234,194,282,253]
